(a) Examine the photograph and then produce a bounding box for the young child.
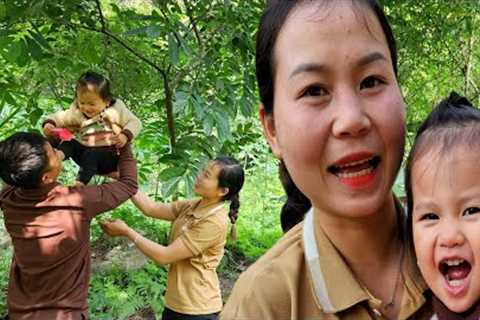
[43,71,142,185]
[406,92,480,319]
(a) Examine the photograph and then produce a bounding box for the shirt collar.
[304,197,428,315]
[186,198,223,219]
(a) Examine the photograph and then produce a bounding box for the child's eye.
[360,76,385,90]
[463,207,480,216]
[419,212,438,221]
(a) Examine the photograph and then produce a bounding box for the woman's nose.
[331,93,371,138]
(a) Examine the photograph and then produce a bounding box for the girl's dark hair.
[256,0,398,231]
[405,92,480,247]
[0,132,49,189]
[76,71,114,103]
[214,156,245,225]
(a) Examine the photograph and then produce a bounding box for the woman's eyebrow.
[356,51,387,68]
[289,63,329,80]
[288,52,387,80]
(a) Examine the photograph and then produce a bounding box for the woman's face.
[261,2,405,218]
[194,161,225,200]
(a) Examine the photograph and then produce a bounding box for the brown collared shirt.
[0,145,137,320]
[221,207,433,320]
[165,199,229,315]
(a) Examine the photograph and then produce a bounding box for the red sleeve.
[81,144,138,219]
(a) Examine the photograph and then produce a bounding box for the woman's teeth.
[329,156,380,175]
[336,158,372,168]
[337,167,374,178]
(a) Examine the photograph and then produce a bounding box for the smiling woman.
[100,156,244,320]
[221,1,433,319]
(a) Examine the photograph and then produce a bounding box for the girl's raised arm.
[131,191,176,221]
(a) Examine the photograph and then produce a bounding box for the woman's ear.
[259,103,282,159]
[219,187,229,198]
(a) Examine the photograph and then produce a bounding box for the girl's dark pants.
[161,307,219,320]
[54,139,118,184]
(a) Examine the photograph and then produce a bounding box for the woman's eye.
[463,207,480,216]
[420,213,438,221]
[360,76,384,90]
[301,85,327,97]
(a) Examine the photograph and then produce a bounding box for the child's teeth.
[445,259,464,266]
[447,279,464,287]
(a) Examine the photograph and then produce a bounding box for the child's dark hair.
[214,156,245,225]
[0,132,49,189]
[256,0,397,232]
[76,71,113,103]
[405,92,480,247]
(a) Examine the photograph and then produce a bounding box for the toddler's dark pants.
[54,139,118,185]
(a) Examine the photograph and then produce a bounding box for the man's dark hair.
[0,132,49,189]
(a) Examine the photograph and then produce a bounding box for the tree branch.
[75,23,167,79]
[181,0,202,47]
[94,0,107,32]
[67,21,177,148]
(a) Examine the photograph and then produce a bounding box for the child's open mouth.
[439,258,472,296]
[328,155,381,188]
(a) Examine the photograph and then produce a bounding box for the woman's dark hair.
[76,71,114,103]
[279,161,311,232]
[256,0,398,232]
[0,132,49,189]
[214,156,245,225]
[405,92,480,248]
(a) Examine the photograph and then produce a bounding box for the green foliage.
[229,152,284,260]
[1,0,480,316]
[0,248,11,318]
[89,262,167,319]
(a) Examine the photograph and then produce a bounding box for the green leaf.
[174,91,189,114]
[5,40,23,64]
[4,92,16,106]
[0,2,6,20]
[26,37,44,60]
[184,174,195,198]
[161,176,181,198]
[192,94,205,120]
[159,166,186,181]
[239,94,253,117]
[28,29,51,50]
[202,114,214,136]
[124,24,162,38]
[214,111,231,142]
[168,32,179,65]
